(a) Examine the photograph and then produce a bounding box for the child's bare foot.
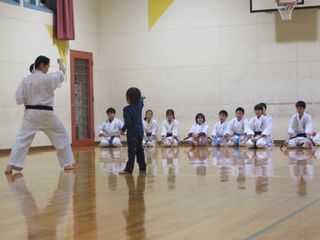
[5,165,23,174]
[64,165,74,171]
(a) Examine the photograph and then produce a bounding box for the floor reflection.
[99,148,125,175]
[162,148,180,190]
[187,147,209,176]
[212,148,233,182]
[285,149,316,196]
[73,150,97,239]
[247,149,274,194]
[123,174,146,240]
[6,172,74,239]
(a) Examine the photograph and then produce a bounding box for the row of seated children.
[98,101,317,149]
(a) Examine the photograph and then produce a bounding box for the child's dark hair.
[29,63,35,73]
[254,104,263,110]
[259,102,267,109]
[166,109,175,119]
[235,107,244,114]
[296,100,306,109]
[219,110,228,117]
[126,87,141,105]
[106,107,116,114]
[35,55,50,69]
[144,109,153,121]
[195,113,205,123]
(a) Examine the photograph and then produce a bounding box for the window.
[0,0,20,5]
[23,0,56,13]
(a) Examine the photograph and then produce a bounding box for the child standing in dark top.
[120,87,146,174]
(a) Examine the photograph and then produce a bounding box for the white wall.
[0,0,98,149]
[1,0,320,150]
[97,0,320,140]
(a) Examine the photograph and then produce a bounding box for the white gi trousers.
[8,109,75,169]
[100,136,122,147]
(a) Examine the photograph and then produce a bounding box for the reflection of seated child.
[186,113,209,146]
[188,147,209,176]
[98,107,123,147]
[99,148,125,175]
[212,148,232,182]
[288,150,314,181]
[250,149,274,194]
[162,148,179,189]
[145,147,158,176]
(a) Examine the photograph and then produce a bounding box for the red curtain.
[56,0,75,40]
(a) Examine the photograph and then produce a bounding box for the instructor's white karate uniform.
[8,70,75,169]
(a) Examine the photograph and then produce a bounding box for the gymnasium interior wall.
[1,0,319,149]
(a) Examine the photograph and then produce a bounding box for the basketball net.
[276,0,298,20]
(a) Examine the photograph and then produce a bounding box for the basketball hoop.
[276,0,298,20]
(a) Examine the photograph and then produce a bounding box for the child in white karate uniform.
[143,110,157,147]
[246,104,272,149]
[284,101,313,149]
[98,107,123,147]
[161,109,179,147]
[225,107,248,147]
[211,110,229,147]
[186,113,209,146]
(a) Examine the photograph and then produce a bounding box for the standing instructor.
[5,55,75,174]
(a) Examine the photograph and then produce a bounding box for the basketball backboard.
[250,0,320,12]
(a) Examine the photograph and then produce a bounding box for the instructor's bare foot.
[119,170,131,175]
[64,165,74,171]
[5,165,13,174]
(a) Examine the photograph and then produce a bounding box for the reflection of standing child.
[120,88,146,174]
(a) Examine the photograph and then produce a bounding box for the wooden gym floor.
[0,146,320,240]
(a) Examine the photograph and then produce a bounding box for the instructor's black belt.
[26,105,53,111]
[146,133,152,137]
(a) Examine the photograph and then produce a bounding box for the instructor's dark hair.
[29,63,35,73]
[126,87,141,105]
[195,113,205,123]
[296,100,306,109]
[106,107,116,114]
[35,55,50,69]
